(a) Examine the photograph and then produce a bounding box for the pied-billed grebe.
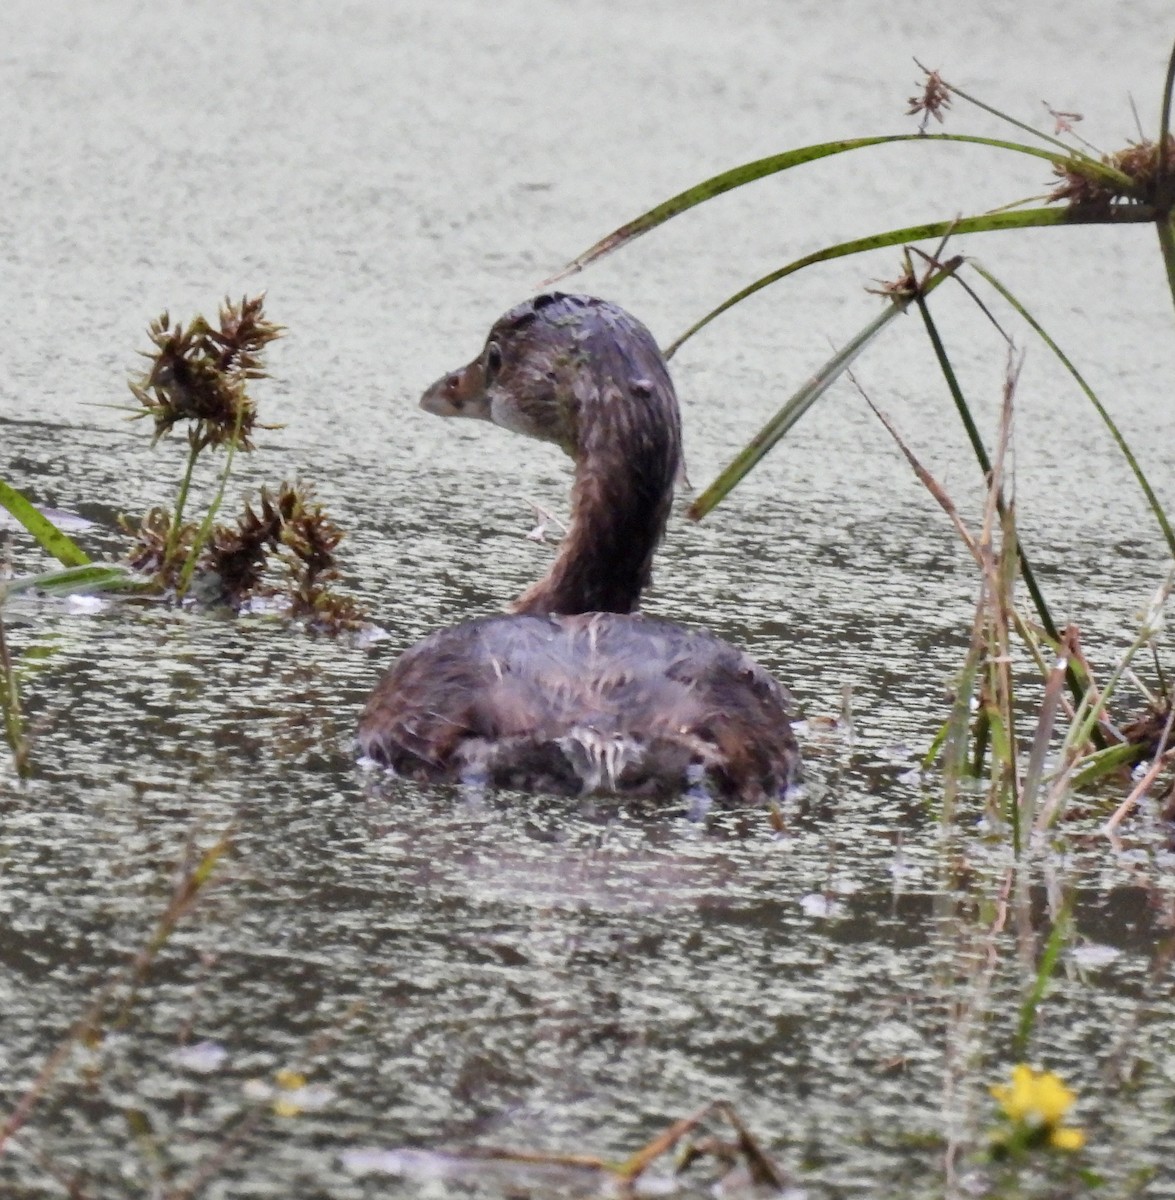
[358,293,799,804]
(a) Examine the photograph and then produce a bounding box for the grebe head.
[420,293,681,465]
[421,294,683,616]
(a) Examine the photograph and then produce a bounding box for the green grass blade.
[546,134,1131,282]
[941,609,986,824]
[0,612,30,778]
[3,564,144,598]
[686,258,962,520]
[1013,902,1071,1058]
[971,261,1175,560]
[0,481,91,568]
[665,205,1154,358]
[1159,36,1175,167]
[1156,215,1175,323]
[1066,741,1142,791]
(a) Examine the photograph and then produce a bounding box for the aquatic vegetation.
[128,295,280,451]
[543,35,1175,824]
[989,1065,1085,1157]
[341,1101,789,1194]
[0,297,366,771]
[0,609,29,778]
[548,43,1175,542]
[1,295,366,630]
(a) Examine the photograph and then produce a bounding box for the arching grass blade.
[665,205,1153,358]
[0,481,91,568]
[545,134,1133,283]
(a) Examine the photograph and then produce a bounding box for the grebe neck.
[512,374,681,616]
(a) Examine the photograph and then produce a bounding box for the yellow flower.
[991,1064,1075,1126]
[989,1064,1085,1155]
[1049,1127,1086,1151]
[273,1069,308,1117]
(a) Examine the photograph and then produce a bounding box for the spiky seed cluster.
[129,295,283,450]
[1119,693,1175,759]
[1049,135,1175,214]
[122,507,196,582]
[278,488,367,633]
[907,69,952,133]
[203,486,300,601]
[201,483,367,633]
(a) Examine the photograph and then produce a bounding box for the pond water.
[4,1,1175,1196]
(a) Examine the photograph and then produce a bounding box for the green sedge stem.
[165,431,202,567]
[1157,214,1175,324]
[0,611,30,778]
[1159,36,1175,181]
[911,289,1097,733]
[1014,902,1070,1057]
[176,413,246,599]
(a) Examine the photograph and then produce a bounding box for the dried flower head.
[277,485,368,633]
[1119,691,1174,759]
[129,295,283,450]
[867,266,919,301]
[907,68,952,133]
[1049,135,1175,215]
[122,507,197,585]
[201,486,300,603]
[1044,104,1083,137]
[198,482,367,633]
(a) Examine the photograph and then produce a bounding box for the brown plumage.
[358,293,799,805]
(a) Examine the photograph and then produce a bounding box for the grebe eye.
[444,374,459,393]
[485,341,503,383]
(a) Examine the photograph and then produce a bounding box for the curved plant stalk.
[969,261,1175,559]
[664,206,1152,358]
[687,256,962,520]
[0,480,91,568]
[546,134,1134,283]
[1154,36,1175,312]
[1157,215,1175,322]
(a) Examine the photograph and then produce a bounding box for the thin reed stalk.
[1012,901,1071,1058]
[163,432,202,565]
[0,607,30,778]
[0,831,231,1158]
[176,402,246,599]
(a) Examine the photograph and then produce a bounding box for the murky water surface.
[4,1,1175,1196]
